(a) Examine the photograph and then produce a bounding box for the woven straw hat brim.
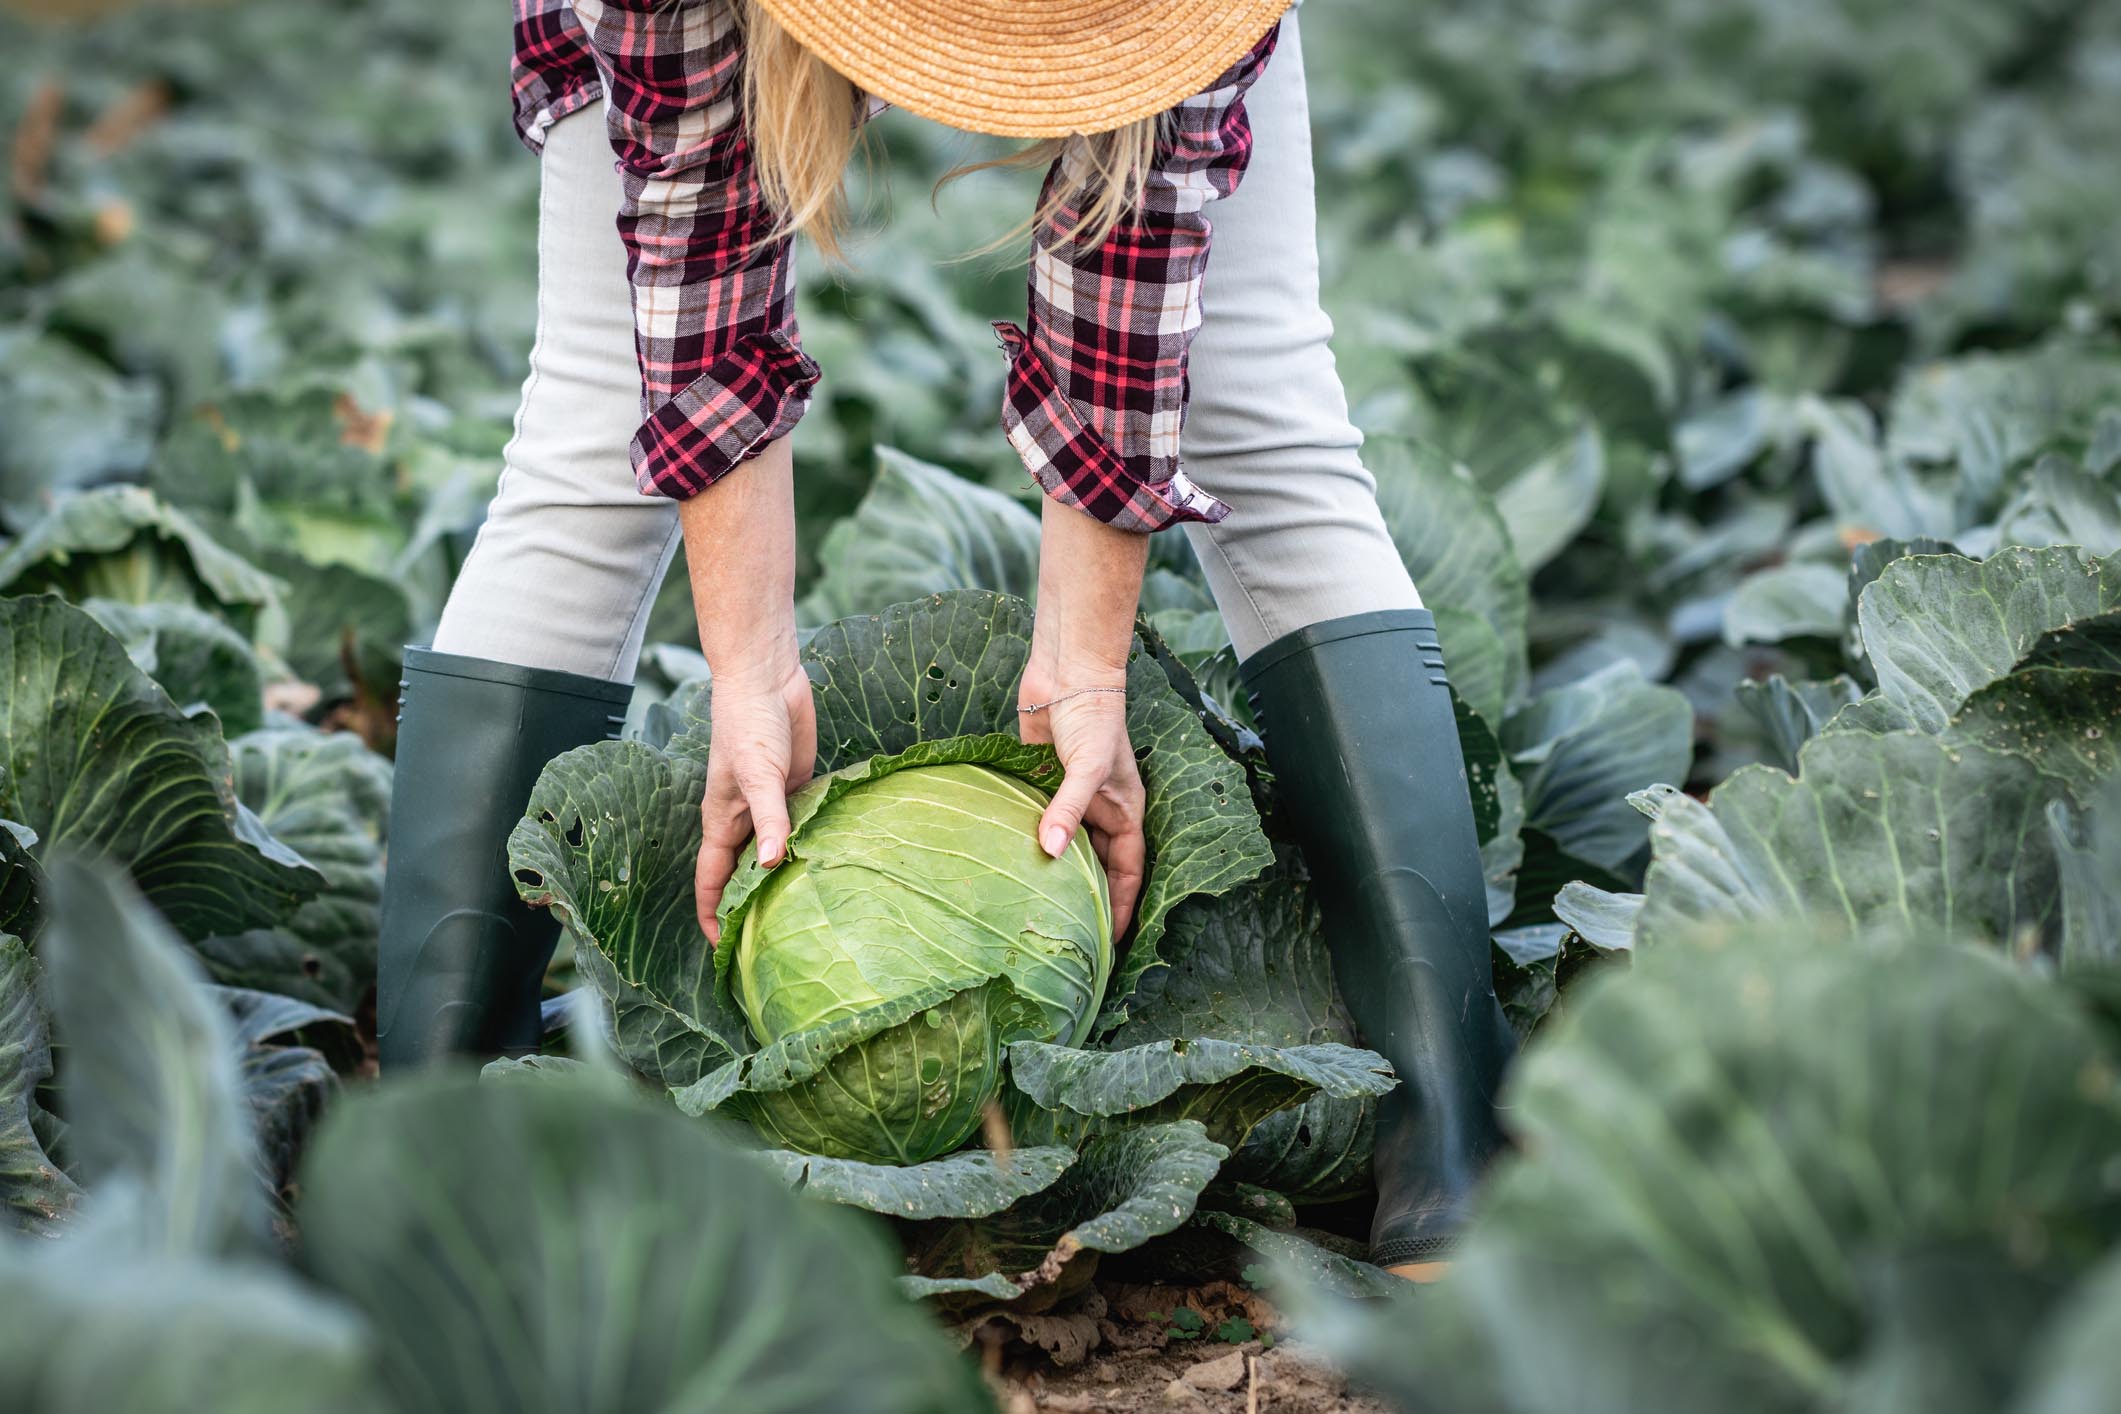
[752,0,1291,138]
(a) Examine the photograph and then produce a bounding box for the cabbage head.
[711,740,1113,1163]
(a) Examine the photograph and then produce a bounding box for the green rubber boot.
[376,648,631,1069]
[1240,609,1514,1267]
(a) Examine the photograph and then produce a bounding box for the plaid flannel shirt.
[513,0,1278,530]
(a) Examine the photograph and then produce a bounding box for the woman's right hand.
[695,657,816,944]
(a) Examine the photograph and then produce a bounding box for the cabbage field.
[5,0,2121,1410]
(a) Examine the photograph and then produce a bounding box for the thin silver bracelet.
[1017,686,1128,714]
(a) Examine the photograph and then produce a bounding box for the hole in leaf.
[538,809,556,823]
[514,869,543,887]
[926,690,940,703]
[1172,1037,1188,1054]
[301,954,324,978]
[1297,1123,1313,1146]
[925,663,945,680]
[1132,745,1151,762]
[920,1056,943,1084]
[564,815,585,848]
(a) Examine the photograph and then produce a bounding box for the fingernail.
[1042,827,1067,857]
[759,836,783,866]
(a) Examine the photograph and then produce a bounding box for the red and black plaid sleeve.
[511,0,602,154]
[561,0,819,500]
[994,23,1280,534]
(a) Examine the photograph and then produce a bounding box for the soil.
[973,1281,1394,1414]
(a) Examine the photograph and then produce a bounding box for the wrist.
[704,621,800,692]
[1026,642,1130,688]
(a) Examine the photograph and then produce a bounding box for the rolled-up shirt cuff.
[631,332,821,500]
[514,78,601,155]
[993,322,1229,534]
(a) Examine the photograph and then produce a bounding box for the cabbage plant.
[0,856,987,1414]
[509,591,1400,1298]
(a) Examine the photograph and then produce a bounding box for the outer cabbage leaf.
[1,935,79,1233]
[1429,604,1511,728]
[214,987,355,1200]
[1732,674,1865,775]
[902,1120,1229,1305]
[1810,347,2121,542]
[1821,688,1922,735]
[0,808,42,944]
[1722,561,1849,647]
[1400,349,1604,571]
[233,1045,336,1205]
[194,726,392,1011]
[1842,534,1962,664]
[40,856,263,1256]
[1097,871,1380,1202]
[1006,1038,1394,1152]
[0,1254,382,1414]
[82,599,264,736]
[0,331,159,512]
[1314,923,2121,1414]
[751,1143,1076,1220]
[2049,780,2121,976]
[0,597,320,941]
[2015,607,2121,673]
[1885,346,2121,513]
[1552,880,1643,951]
[1635,732,2067,951]
[1940,668,2121,795]
[1995,450,2121,557]
[1502,659,1695,872]
[480,1054,593,1086]
[1859,547,2121,731]
[1457,689,1529,924]
[1186,1210,1400,1299]
[265,556,412,707]
[0,487,282,631]
[300,1072,990,1413]
[799,445,1041,623]
[151,381,402,521]
[2018,1248,2121,1414]
[1370,436,1531,711]
[509,740,751,1088]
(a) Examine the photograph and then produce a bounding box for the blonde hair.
[739,0,1160,262]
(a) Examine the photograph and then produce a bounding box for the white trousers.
[432,14,1419,678]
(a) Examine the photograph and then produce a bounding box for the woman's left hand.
[1021,495,1152,937]
[1018,666,1145,937]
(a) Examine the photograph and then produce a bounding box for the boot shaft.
[1241,609,1513,1263]
[376,649,631,1067]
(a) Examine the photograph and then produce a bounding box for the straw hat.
[752,0,1291,139]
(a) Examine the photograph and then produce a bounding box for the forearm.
[1030,497,1149,686]
[679,435,799,687]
